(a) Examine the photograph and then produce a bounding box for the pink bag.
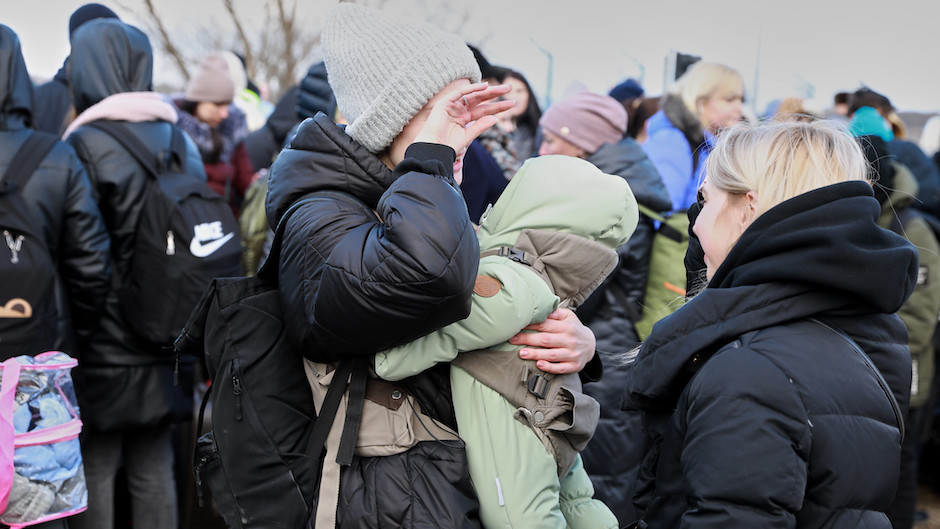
[0,352,86,528]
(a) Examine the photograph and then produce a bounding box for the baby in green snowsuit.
[376,155,638,529]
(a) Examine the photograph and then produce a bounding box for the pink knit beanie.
[185,53,236,103]
[539,92,628,154]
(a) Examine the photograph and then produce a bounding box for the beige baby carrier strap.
[303,358,459,529]
[450,348,599,478]
[452,239,607,478]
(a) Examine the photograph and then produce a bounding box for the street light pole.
[530,37,553,108]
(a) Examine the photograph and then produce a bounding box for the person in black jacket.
[1,28,111,529]
[536,89,671,524]
[31,3,120,136]
[266,4,599,527]
[623,120,918,529]
[62,19,208,529]
[0,24,111,363]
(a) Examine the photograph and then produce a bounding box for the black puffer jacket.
[581,136,672,351]
[0,25,110,356]
[245,61,339,172]
[31,60,72,136]
[624,182,917,529]
[265,112,481,528]
[64,19,207,432]
[575,135,671,524]
[266,112,478,362]
[245,84,299,172]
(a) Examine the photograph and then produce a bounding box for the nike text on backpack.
[86,121,242,346]
[0,132,59,357]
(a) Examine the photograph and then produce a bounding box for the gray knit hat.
[322,3,481,153]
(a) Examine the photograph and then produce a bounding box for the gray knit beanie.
[322,3,481,153]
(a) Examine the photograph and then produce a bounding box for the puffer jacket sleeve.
[57,147,111,342]
[676,346,810,528]
[280,143,479,361]
[374,257,557,381]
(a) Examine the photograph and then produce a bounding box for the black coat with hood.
[31,60,72,136]
[623,182,917,529]
[245,61,339,172]
[575,135,671,524]
[0,24,110,357]
[265,112,481,528]
[64,19,207,432]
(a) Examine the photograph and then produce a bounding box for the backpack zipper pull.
[231,360,243,421]
[166,230,175,255]
[4,230,24,264]
[173,348,181,386]
[194,466,205,507]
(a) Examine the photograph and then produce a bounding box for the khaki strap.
[315,396,346,529]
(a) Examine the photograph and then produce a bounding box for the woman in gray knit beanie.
[261,3,603,528]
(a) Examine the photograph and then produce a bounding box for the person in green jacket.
[375,154,638,529]
[858,133,940,529]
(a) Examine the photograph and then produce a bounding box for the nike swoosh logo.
[190,232,235,258]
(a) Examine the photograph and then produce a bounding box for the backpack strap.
[0,132,59,194]
[84,120,186,180]
[811,318,905,444]
[636,203,685,243]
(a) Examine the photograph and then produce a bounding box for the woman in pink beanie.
[538,89,674,525]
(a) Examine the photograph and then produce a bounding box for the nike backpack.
[87,121,242,346]
[0,132,60,358]
[175,191,370,529]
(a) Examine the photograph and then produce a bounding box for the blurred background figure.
[628,96,661,143]
[848,87,940,218]
[64,18,202,529]
[172,52,256,217]
[459,45,515,222]
[854,132,940,529]
[31,3,119,136]
[239,60,341,276]
[764,96,818,122]
[608,77,645,139]
[497,68,542,161]
[220,51,267,133]
[824,90,851,121]
[537,90,670,524]
[641,61,745,212]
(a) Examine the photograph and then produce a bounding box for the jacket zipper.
[231,359,243,421]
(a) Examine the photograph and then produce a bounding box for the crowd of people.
[3,2,940,529]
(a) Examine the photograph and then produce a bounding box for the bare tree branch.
[141,0,190,80]
[274,0,299,97]
[222,0,255,79]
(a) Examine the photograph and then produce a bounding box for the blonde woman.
[623,120,917,528]
[641,61,744,211]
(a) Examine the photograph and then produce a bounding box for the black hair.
[848,87,893,116]
[505,69,541,133]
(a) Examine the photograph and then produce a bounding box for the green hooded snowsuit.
[375,155,638,529]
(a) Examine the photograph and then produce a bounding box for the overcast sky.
[6,0,940,114]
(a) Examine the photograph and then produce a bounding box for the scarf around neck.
[63,92,178,139]
[173,102,247,165]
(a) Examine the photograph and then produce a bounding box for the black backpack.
[0,132,60,358]
[87,121,242,346]
[175,190,370,529]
